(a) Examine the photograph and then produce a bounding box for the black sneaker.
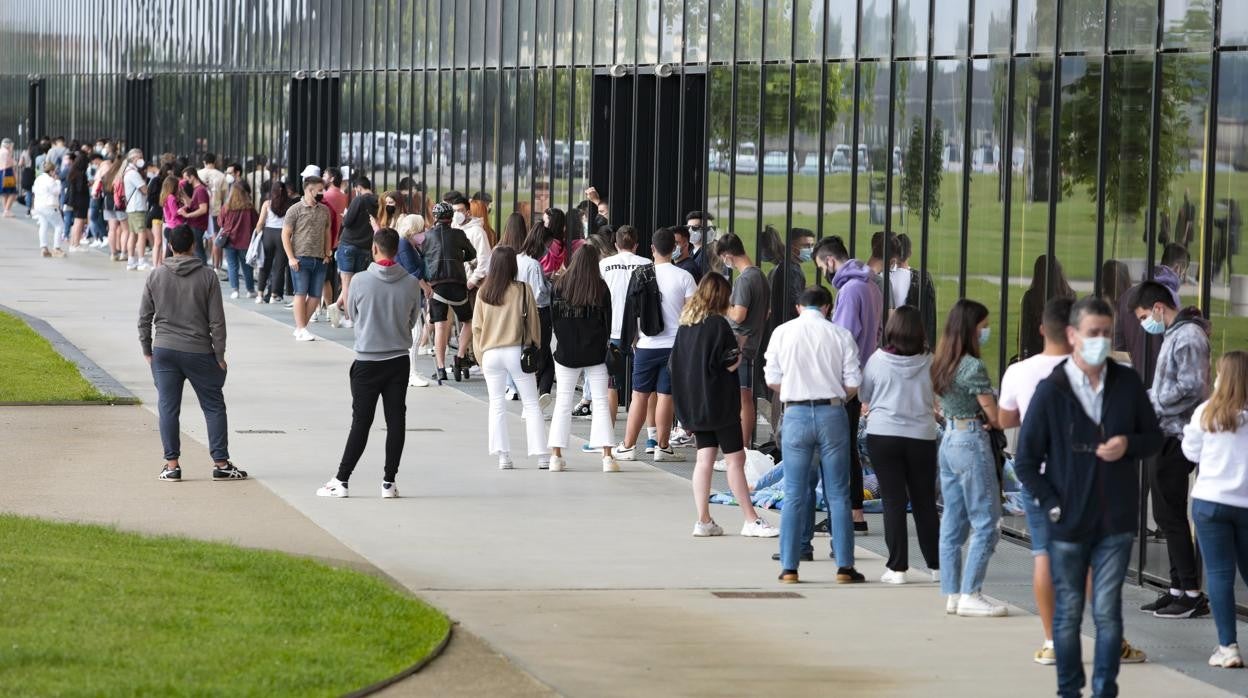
[1154,593,1210,619]
[571,402,593,418]
[836,566,866,584]
[771,551,814,562]
[158,465,182,481]
[813,517,830,534]
[212,462,249,481]
[1140,591,1177,613]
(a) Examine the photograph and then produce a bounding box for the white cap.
[299,164,322,178]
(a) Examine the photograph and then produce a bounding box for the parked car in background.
[972,144,1000,173]
[830,143,870,174]
[735,142,759,175]
[942,143,963,173]
[762,150,790,175]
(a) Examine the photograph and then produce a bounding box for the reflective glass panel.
[973,0,1011,55]
[860,0,892,59]
[1110,0,1157,52]
[827,0,856,59]
[1016,0,1056,54]
[1008,56,1054,360]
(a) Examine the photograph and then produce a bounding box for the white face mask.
[225,174,235,185]
[1079,335,1111,367]
[452,210,467,226]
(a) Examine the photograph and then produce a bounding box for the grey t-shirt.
[729,265,770,359]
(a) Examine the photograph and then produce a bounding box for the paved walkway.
[0,217,1239,697]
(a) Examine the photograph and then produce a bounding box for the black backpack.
[625,263,664,341]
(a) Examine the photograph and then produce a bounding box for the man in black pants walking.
[316,228,422,499]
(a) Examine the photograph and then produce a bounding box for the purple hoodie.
[1115,264,1183,389]
[830,259,883,368]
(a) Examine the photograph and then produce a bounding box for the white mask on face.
[452,211,467,226]
[225,174,235,185]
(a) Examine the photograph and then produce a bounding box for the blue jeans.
[1049,531,1133,698]
[150,348,229,462]
[938,425,1000,595]
[335,243,372,273]
[779,404,853,570]
[223,247,255,293]
[291,256,327,296]
[88,198,105,240]
[1192,498,1248,647]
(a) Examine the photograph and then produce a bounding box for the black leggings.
[336,356,409,483]
[865,434,940,572]
[847,396,863,510]
[537,305,554,395]
[257,226,289,299]
[1149,436,1200,590]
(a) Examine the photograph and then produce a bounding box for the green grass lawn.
[0,311,109,403]
[0,514,451,696]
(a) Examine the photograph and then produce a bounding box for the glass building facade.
[1,0,1246,594]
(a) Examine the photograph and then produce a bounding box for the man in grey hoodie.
[1132,280,1212,618]
[139,224,246,482]
[814,234,883,531]
[316,228,422,499]
[1115,243,1187,387]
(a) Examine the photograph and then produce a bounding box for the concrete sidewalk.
[0,218,1236,697]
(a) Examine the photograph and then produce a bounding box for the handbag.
[245,229,265,267]
[604,342,624,375]
[518,283,542,374]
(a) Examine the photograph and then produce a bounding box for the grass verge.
[0,514,451,696]
[0,311,108,403]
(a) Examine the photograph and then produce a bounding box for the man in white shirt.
[598,225,649,425]
[764,286,864,584]
[122,149,151,271]
[611,228,696,463]
[198,153,228,272]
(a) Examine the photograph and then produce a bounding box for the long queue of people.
[105,146,1248,698]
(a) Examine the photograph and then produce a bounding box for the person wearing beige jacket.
[472,245,548,470]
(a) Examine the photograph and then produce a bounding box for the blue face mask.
[1140,311,1166,335]
[798,246,813,263]
[671,245,683,262]
[1079,336,1111,367]
[978,326,991,347]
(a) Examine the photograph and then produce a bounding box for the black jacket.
[340,191,378,250]
[551,286,612,368]
[422,222,476,287]
[907,268,937,349]
[1013,359,1163,542]
[669,316,741,432]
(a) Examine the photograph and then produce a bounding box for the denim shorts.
[1020,483,1050,556]
[291,256,327,296]
[335,243,372,274]
[737,357,753,390]
[631,347,673,395]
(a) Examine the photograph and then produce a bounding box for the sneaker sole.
[957,607,1008,617]
[1034,656,1057,666]
[212,475,248,481]
[836,576,865,584]
[316,491,348,498]
[158,476,182,482]
[1154,606,1206,619]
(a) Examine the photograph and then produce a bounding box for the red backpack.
[112,168,129,210]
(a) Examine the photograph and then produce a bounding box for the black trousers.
[847,396,864,510]
[257,226,289,299]
[865,434,940,572]
[336,355,409,483]
[1149,436,1200,590]
[537,305,554,395]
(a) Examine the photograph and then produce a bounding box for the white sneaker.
[929,569,941,583]
[602,456,619,473]
[327,303,341,328]
[693,519,724,537]
[408,372,430,387]
[612,443,637,461]
[549,455,566,472]
[946,595,960,614]
[255,294,264,304]
[956,592,1008,617]
[741,518,779,538]
[136,263,150,271]
[381,482,399,499]
[340,318,354,329]
[537,456,551,470]
[230,290,240,299]
[498,453,514,470]
[418,344,435,356]
[653,446,685,462]
[712,458,727,472]
[538,392,553,416]
[1209,644,1243,668]
[316,479,348,498]
[880,569,908,585]
[126,261,138,271]
[295,328,316,342]
[309,305,319,322]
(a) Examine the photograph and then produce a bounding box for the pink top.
[163,194,184,228]
[539,238,566,276]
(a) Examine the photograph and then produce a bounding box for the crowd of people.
[9,133,1242,697]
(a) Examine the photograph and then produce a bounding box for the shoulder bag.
[518,283,542,373]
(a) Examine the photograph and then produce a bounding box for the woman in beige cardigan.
[472,246,548,470]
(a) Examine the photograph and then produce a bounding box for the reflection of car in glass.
[1012,146,1026,173]
[798,153,827,176]
[830,144,870,173]
[762,151,790,175]
[972,145,1000,173]
[708,149,723,173]
[552,140,589,177]
[942,144,962,173]
[892,146,902,175]
[735,142,759,175]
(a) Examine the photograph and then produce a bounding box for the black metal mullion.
[1045,0,1065,303]
[1199,0,1223,311]
[754,0,767,262]
[1144,0,1167,277]
[998,0,1019,379]
[919,0,936,339]
[728,0,739,231]
[882,0,900,311]
[783,3,799,269]
[701,0,712,216]
[848,0,863,258]
[814,0,829,245]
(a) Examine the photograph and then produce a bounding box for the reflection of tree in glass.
[1058,56,1201,254]
[900,118,944,224]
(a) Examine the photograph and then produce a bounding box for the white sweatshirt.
[32,173,62,210]
[1183,403,1248,508]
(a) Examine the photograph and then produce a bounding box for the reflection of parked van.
[972,145,1000,173]
[942,144,963,173]
[735,142,759,175]
[830,144,869,173]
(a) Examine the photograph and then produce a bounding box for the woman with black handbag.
[472,246,550,470]
[546,245,617,473]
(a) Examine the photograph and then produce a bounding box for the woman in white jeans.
[547,245,617,472]
[471,246,549,469]
[31,161,64,257]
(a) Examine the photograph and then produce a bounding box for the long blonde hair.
[1202,351,1248,433]
[679,274,732,326]
[377,190,409,229]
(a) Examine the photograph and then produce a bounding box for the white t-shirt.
[999,353,1069,419]
[636,262,697,350]
[889,266,912,308]
[123,167,147,213]
[599,250,650,339]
